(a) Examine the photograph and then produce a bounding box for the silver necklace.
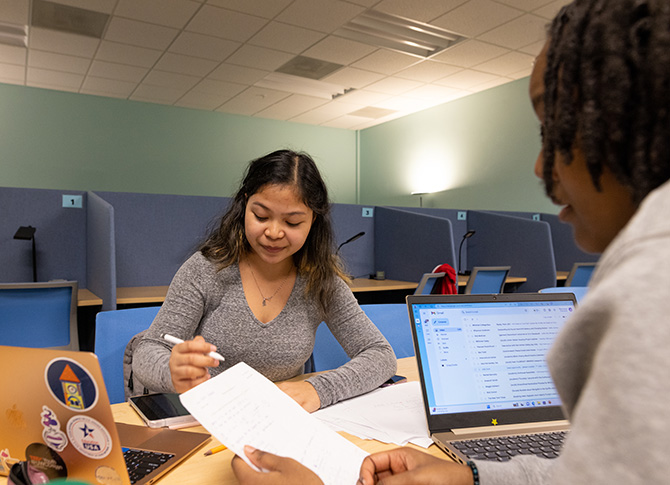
[247,263,292,306]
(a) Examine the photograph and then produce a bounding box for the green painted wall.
[0,83,358,203]
[358,77,558,214]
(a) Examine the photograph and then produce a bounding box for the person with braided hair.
[231,1,670,483]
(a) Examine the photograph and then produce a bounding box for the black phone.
[381,375,407,387]
[128,392,198,428]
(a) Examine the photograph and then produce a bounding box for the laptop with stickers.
[406,293,574,464]
[0,346,210,485]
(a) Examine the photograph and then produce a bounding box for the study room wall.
[358,77,558,214]
[0,83,357,203]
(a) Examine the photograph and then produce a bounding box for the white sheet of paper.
[314,381,432,448]
[179,362,368,485]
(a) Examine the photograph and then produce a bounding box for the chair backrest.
[311,303,413,372]
[565,262,597,286]
[0,281,78,350]
[464,266,511,294]
[539,286,589,304]
[95,306,160,404]
[414,272,446,295]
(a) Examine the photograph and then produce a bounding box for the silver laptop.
[0,346,210,485]
[406,293,574,464]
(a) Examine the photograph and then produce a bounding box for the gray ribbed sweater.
[132,252,397,408]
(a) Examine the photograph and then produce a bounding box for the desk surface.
[110,356,447,485]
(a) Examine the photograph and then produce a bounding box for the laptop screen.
[407,293,575,429]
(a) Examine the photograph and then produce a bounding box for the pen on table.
[204,444,227,456]
[162,333,225,361]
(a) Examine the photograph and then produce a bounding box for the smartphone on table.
[128,392,199,428]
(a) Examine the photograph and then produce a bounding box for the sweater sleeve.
[131,253,212,393]
[306,277,397,408]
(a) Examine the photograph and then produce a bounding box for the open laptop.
[0,345,210,484]
[406,293,575,464]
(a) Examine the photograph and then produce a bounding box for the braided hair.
[542,0,670,204]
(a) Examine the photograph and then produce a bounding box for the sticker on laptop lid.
[25,442,68,480]
[1,449,20,475]
[66,416,112,460]
[41,406,68,452]
[96,465,123,485]
[44,358,99,412]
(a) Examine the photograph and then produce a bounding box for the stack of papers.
[314,381,432,448]
[180,362,368,485]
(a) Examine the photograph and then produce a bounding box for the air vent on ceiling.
[334,10,465,58]
[32,0,109,39]
[275,56,344,81]
[349,107,397,119]
[0,21,27,47]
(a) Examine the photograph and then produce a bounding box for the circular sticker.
[66,416,112,460]
[95,466,123,485]
[44,358,99,412]
[25,443,68,480]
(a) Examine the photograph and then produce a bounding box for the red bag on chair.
[431,263,458,294]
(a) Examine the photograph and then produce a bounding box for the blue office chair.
[539,286,589,304]
[464,266,511,294]
[310,303,413,372]
[95,306,160,404]
[0,281,79,350]
[565,262,597,286]
[414,272,446,295]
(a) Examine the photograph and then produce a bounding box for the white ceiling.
[0,0,567,130]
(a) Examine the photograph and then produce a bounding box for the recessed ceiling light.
[334,10,466,58]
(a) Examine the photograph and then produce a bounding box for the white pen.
[162,333,225,362]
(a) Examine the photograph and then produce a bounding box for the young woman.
[132,150,396,412]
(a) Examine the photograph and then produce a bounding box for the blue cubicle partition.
[0,187,87,285]
[374,207,456,282]
[331,203,375,279]
[93,191,230,287]
[87,192,116,311]
[539,214,599,271]
[466,211,556,292]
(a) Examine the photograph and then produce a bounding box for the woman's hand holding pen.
[168,335,221,393]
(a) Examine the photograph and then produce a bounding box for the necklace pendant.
[262,298,268,306]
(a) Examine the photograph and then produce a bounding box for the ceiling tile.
[0,44,26,65]
[95,41,163,68]
[0,62,25,83]
[333,88,390,105]
[533,0,570,19]
[374,0,467,22]
[174,90,230,110]
[352,49,420,75]
[477,13,547,49]
[186,5,267,42]
[27,67,83,89]
[28,50,90,74]
[322,66,385,89]
[191,78,246,97]
[208,63,269,85]
[29,27,99,58]
[404,83,468,102]
[143,69,200,90]
[168,32,240,61]
[154,52,219,76]
[432,0,522,37]
[115,0,201,29]
[474,50,534,76]
[431,39,509,68]
[206,0,294,19]
[80,76,138,97]
[0,0,29,24]
[496,0,555,10]
[257,94,329,120]
[276,0,364,34]
[364,76,423,95]
[518,38,547,56]
[217,86,291,116]
[248,21,325,54]
[88,60,148,82]
[395,60,460,83]
[104,17,180,50]
[131,83,188,103]
[225,44,293,71]
[321,114,369,129]
[434,69,500,90]
[303,35,377,65]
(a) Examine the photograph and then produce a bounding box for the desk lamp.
[14,225,37,282]
[458,230,475,276]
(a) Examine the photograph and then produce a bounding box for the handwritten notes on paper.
[179,362,368,485]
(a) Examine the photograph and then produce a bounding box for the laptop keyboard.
[451,431,567,462]
[122,447,174,484]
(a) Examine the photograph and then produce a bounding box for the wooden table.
[109,357,448,485]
